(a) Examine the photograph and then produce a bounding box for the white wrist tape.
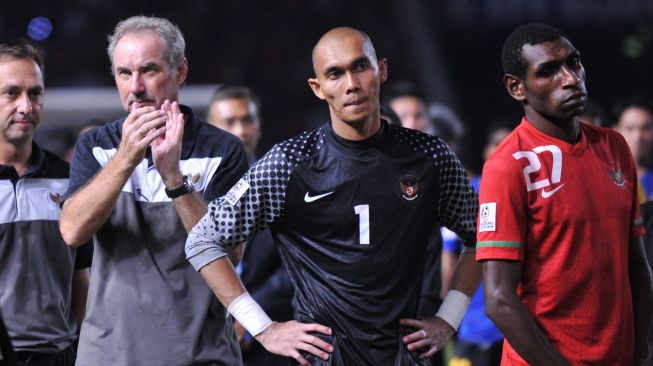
[227,292,273,337]
[435,290,471,331]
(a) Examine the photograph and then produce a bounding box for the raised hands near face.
[400,316,455,360]
[118,101,167,167]
[255,320,333,366]
[152,100,185,187]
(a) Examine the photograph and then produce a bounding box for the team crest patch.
[183,172,201,190]
[398,175,421,201]
[608,164,626,189]
[47,191,64,206]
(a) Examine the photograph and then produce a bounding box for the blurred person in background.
[207,85,262,162]
[59,16,249,365]
[613,96,653,203]
[386,83,435,135]
[64,120,102,162]
[207,84,294,366]
[0,41,90,366]
[428,103,466,156]
[577,98,607,127]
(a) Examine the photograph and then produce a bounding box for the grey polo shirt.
[0,142,91,353]
[66,106,249,366]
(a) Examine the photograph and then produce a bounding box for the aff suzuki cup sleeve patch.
[479,202,497,232]
[224,179,250,206]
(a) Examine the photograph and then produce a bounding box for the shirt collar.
[0,141,48,179]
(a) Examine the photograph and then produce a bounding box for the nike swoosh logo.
[304,191,334,203]
[541,184,565,198]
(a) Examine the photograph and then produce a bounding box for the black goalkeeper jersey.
[187,120,477,365]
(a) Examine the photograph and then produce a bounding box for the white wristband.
[435,290,471,331]
[227,292,273,337]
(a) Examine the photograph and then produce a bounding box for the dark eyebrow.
[28,85,44,94]
[351,56,371,65]
[322,56,371,76]
[535,48,581,71]
[1,84,43,94]
[1,85,18,93]
[139,62,159,72]
[535,60,560,72]
[323,64,343,76]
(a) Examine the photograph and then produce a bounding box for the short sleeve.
[476,156,528,261]
[203,138,249,202]
[64,130,102,200]
[193,145,293,247]
[436,144,478,247]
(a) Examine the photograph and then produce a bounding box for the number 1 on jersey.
[354,204,370,245]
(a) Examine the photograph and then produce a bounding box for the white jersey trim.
[92,147,223,202]
[0,178,68,224]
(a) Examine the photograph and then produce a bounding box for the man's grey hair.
[107,16,185,74]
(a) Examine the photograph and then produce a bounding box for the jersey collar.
[0,141,48,179]
[521,117,587,154]
[323,118,389,151]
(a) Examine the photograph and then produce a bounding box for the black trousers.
[14,345,75,366]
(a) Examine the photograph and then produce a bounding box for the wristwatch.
[164,174,195,199]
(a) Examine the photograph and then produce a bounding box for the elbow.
[59,217,87,247]
[484,287,513,325]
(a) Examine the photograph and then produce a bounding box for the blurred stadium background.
[3,0,652,172]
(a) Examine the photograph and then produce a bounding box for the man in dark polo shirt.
[0,41,90,366]
[60,16,248,365]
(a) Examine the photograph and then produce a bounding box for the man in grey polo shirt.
[0,41,90,366]
[60,16,248,365]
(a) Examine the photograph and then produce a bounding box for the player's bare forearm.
[483,260,570,366]
[72,268,90,333]
[440,250,459,299]
[61,153,136,246]
[225,243,244,266]
[198,255,332,365]
[199,256,248,306]
[629,238,653,365]
[448,249,481,297]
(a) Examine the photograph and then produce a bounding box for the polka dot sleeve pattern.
[186,129,321,270]
[395,127,478,247]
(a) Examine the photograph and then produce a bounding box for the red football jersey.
[477,118,644,365]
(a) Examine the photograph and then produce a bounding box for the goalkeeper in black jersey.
[186,27,481,366]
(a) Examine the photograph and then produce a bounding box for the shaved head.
[307,26,387,139]
[312,27,378,75]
